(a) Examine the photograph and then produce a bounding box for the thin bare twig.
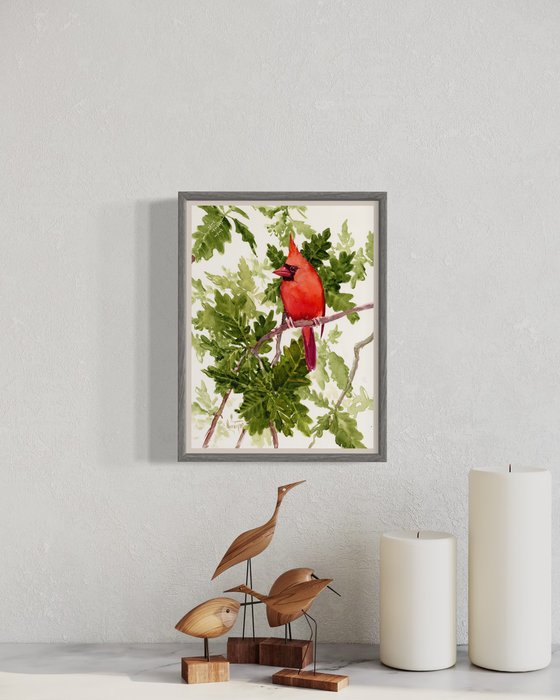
[202,350,248,448]
[269,422,279,448]
[335,332,374,409]
[271,313,286,367]
[235,428,247,449]
[308,331,374,448]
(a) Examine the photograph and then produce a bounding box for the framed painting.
[178,192,386,461]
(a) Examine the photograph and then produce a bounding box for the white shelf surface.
[1,643,559,699]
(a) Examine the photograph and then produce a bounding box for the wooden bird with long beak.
[212,480,305,646]
[212,480,305,580]
[273,235,325,371]
[226,579,348,689]
[266,568,340,631]
[225,578,332,618]
[225,578,333,676]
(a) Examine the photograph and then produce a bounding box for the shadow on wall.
[135,199,177,464]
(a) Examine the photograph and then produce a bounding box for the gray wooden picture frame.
[178,192,386,462]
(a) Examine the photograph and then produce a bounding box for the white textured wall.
[2,0,560,644]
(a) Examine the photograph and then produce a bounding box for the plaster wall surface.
[1,0,559,643]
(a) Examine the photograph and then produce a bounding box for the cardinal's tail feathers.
[301,326,316,371]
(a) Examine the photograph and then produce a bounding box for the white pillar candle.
[380,530,456,671]
[469,467,551,672]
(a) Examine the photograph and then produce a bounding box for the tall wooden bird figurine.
[225,578,332,673]
[175,597,240,660]
[273,235,325,371]
[212,480,305,580]
[212,480,305,638]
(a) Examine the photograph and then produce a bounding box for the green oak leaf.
[230,206,249,219]
[291,219,316,239]
[233,217,257,254]
[336,219,355,253]
[301,229,331,268]
[347,386,374,417]
[272,339,310,393]
[327,351,349,391]
[191,332,206,362]
[192,207,232,260]
[265,243,286,270]
[192,381,217,415]
[236,257,256,295]
[365,231,374,265]
[306,388,330,408]
[330,410,366,448]
[326,327,343,344]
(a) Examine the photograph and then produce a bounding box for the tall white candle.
[380,531,456,671]
[469,467,551,672]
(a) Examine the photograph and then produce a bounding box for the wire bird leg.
[301,611,318,675]
[242,559,249,639]
[203,637,209,661]
[249,558,255,640]
[289,622,292,640]
[241,558,257,640]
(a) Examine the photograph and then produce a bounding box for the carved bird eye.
[226,609,230,613]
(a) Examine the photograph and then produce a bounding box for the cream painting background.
[187,201,378,451]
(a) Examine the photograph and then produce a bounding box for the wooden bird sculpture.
[266,568,315,628]
[273,235,326,371]
[175,597,240,660]
[225,578,332,618]
[212,480,305,580]
[266,568,341,641]
[225,579,332,673]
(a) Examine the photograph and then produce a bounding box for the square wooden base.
[181,655,229,684]
[227,636,267,664]
[272,668,349,692]
[259,637,313,669]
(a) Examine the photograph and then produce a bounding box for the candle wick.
[509,463,512,473]
[417,531,420,539]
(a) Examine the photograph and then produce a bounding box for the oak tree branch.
[203,303,374,448]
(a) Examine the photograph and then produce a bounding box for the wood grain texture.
[259,638,313,669]
[225,578,332,617]
[226,636,267,664]
[272,668,349,691]
[212,481,305,579]
[266,568,314,627]
[178,191,387,462]
[175,598,240,639]
[181,655,229,684]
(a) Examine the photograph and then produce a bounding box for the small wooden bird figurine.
[225,578,332,617]
[265,568,341,644]
[273,235,326,371]
[211,480,305,580]
[225,579,332,673]
[175,597,240,660]
[266,568,316,628]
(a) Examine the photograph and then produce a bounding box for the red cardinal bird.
[273,236,325,371]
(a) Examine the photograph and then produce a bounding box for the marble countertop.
[1,643,559,699]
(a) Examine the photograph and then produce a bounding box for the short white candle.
[380,530,456,671]
[469,467,551,671]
